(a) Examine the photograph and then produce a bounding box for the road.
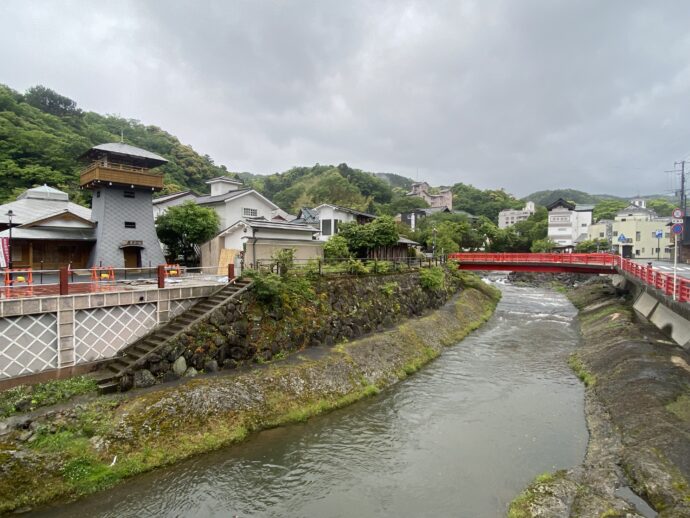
[633,259,690,279]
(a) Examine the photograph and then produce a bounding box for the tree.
[24,85,82,117]
[593,200,627,221]
[530,238,555,252]
[339,216,399,257]
[646,198,675,217]
[574,238,610,253]
[155,201,219,265]
[323,235,350,261]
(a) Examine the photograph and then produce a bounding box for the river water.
[35,281,588,518]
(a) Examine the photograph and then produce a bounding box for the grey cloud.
[3,0,690,197]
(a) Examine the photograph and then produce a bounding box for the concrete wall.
[0,285,216,385]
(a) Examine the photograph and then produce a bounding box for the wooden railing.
[79,161,164,189]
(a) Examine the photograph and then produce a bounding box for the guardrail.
[254,256,445,276]
[1,264,237,299]
[448,252,690,303]
[447,252,618,266]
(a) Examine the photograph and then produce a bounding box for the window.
[124,221,136,229]
[635,250,640,256]
[635,231,641,241]
[613,231,618,237]
[321,219,332,236]
[665,247,671,253]
[124,191,135,198]
[96,191,101,198]
[243,207,258,217]
[621,218,626,222]
[582,223,587,227]
[642,248,645,254]
[599,232,604,238]
[334,219,341,234]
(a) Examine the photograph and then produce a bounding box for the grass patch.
[508,470,567,518]
[0,376,98,418]
[666,393,690,422]
[568,354,596,387]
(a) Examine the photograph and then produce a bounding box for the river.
[33,281,588,518]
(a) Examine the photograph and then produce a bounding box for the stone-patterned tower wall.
[88,185,165,268]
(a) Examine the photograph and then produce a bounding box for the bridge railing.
[618,258,690,302]
[447,252,618,266]
[448,252,690,302]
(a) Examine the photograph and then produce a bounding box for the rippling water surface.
[34,281,587,518]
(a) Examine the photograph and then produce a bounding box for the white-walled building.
[200,218,322,271]
[547,198,593,249]
[498,201,536,229]
[312,204,376,241]
[152,176,284,231]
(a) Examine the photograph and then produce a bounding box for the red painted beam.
[457,263,615,274]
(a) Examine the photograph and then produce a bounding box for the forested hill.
[523,189,625,206]
[0,84,231,204]
[0,83,530,221]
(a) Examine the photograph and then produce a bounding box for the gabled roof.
[152,191,193,205]
[313,204,376,219]
[397,236,419,245]
[0,192,91,225]
[218,217,319,237]
[574,204,594,212]
[293,207,320,224]
[79,143,168,166]
[0,227,96,241]
[546,198,576,211]
[20,209,95,228]
[205,176,243,185]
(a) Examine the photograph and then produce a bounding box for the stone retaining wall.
[122,271,463,389]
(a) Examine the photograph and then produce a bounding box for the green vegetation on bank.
[508,470,569,518]
[0,376,97,418]
[0,272,500,513]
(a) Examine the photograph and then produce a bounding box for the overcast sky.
[3,1,690,197]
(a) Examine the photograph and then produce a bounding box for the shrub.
[272,248,295,277]
[346,258,370,275]
[420,266,445,290]
[380,281,398,296]
[323,235,350,262]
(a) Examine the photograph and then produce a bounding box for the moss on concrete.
[0,276,500,513]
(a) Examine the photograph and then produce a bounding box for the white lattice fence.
[74,303,157,364]
[0,313,58,379]
[169,298,199,319]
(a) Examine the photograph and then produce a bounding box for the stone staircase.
[92,278,253,393]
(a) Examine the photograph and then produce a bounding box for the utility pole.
[675,160,686,262]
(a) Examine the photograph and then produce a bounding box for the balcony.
[79,161,164,190]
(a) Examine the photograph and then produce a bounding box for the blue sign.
[617,234,627,243]
[672,223,684,235]
[655,230,664,238]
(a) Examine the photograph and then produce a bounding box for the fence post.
[59,266,69,296]
[228,263,235,280]
[319,258,322,276]
[157,265,166,289]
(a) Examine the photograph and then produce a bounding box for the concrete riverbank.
[510,277,690,518]
[0,274,500,513]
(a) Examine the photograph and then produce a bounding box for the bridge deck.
[447,252,690,302]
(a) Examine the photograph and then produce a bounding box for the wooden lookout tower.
[79,143,167,268]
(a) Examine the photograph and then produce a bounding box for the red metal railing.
[448,252,690,303]
[448,252,618,266]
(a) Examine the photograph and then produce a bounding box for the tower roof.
[79,142,168,167]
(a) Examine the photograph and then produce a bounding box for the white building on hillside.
[547,198,593,249]
[498,201,536,229]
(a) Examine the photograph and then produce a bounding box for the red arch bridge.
[447,252,690,303]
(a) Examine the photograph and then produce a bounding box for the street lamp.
[432,226,437,258]
[5,209,13,269]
